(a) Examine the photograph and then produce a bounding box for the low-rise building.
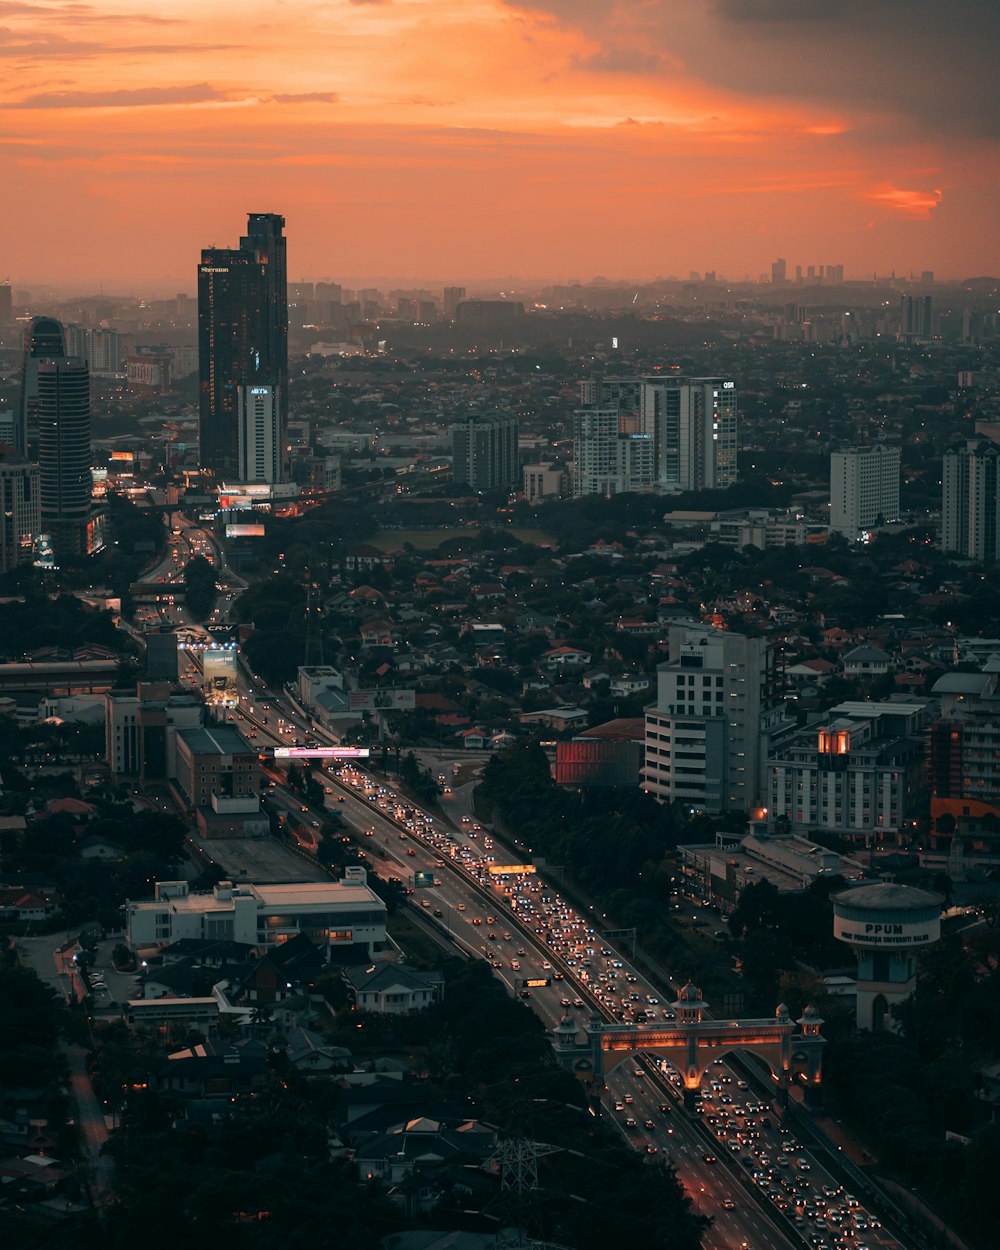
[344,963,444,1013]
[125,868,387,958]
[174,724,258,808]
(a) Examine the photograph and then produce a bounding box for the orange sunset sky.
[2,0,998,290]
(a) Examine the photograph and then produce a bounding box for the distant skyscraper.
[237,384,280,483]
[444,286,466,319]
[198,212,287,479]
[0,445,40,573]
[18,316,66,459]
[451,413,519,490]
[584,376,738,493]
[942,431,1000,561]
[771,258,787,285]
[37,356,97,563]
[900,294,933,340]
[830,445,900,540]
[0,284,11,324]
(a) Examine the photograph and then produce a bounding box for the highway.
[133,519,912,1250]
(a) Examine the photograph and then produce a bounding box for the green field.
[368,528,555,551]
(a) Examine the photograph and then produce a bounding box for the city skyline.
[1,1,998,288]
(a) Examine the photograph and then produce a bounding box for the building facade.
[198,212,288,479]
[942,435,1000,562]
[175,724,258,808]
[643,624,779,813]
[577,376,738,493]
[105,683,204,781]
[571,408,654,497]
[830,444,900,540]
[766,700,934,839]
[37,356,100,563]
[0,447,40,573]
[237,384,281,483]
[18,316,66,459]
[451,412,519,490]
[125,870,387,958]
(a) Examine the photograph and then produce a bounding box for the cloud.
[503,0,1000,139]
[0,1,177,20]
[8,82,228,109]
[866,183,944,220]
[574,46,671,75]
[268,91,338,105]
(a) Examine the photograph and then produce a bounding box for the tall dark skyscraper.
[37,355,97,563]
[198,212,288,480]
[18,316,66,459]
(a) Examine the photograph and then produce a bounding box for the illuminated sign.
[413,871,435,889]
[200,266,230,274]
[272,747,370,760]
[226,523,266,537]
[488,864,537,876]
[525,978,550,988]
[723,381,735,389]
[348,690,416,712]
[202,648,239,706]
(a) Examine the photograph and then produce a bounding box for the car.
[658,1103,671,1114]
[643,1119,655,1129]
[703,1154,717,1164]
[721,1199,736,1210]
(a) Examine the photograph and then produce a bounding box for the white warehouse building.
[125,869,387,958]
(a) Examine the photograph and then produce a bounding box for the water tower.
[832,883,942,1031]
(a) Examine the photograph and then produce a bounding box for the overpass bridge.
[554,982,825,1110]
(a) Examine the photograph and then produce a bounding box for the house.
[459,727,487,750]
[841,644,893,677]
[344,963,445,1014]
[518,706,590,732]
[541,645,593,671]
[354,1116,496,1186]
[608,675,651,698]
[151,1039,271,1099]
[282,1027,352,1074]
[77,833,125,861]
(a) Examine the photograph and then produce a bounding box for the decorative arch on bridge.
[554,982,826,1110]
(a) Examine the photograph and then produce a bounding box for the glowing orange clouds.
[867,184,945,220]
[0,0,995,285]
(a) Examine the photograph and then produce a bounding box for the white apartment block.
[571,408,654,496]
[644,624,775,813]
[829,444,900,540]
[578,376,738,493]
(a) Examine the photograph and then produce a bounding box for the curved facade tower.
[18,316,66,458]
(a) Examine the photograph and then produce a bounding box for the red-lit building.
[554,718,645,789]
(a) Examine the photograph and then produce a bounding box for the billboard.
[488,864,537,876]
[202,647,238,706]
[272,746,370,760]
[348,689,416,712]
[226,523,266,538]
[413,871,435,889]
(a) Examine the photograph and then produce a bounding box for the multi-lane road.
[132,521,912,1250]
